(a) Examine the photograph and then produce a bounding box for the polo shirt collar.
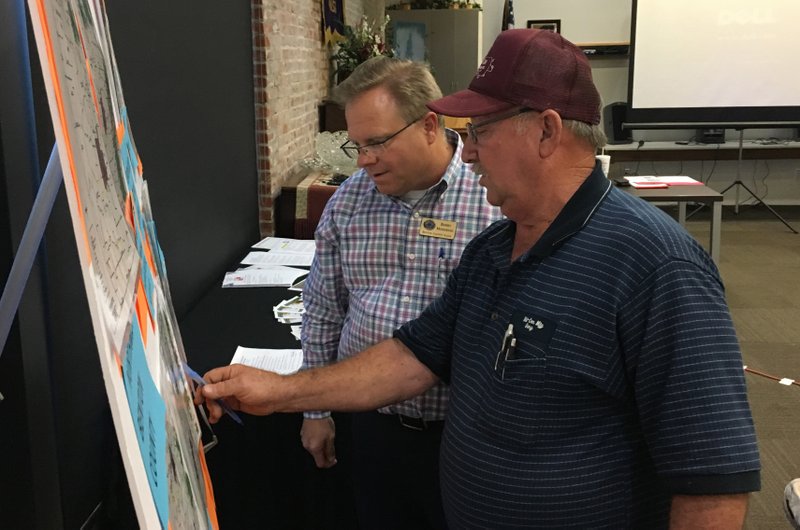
[490,163,612,262]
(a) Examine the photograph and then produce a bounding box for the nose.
[357,149,377,167]
[461,137,478,164]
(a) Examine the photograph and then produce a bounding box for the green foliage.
[332,15,394,81]
[386,0,481,8]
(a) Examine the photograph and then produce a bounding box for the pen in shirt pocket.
[437,247,446,278]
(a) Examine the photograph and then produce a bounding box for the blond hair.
[332,56,444,127]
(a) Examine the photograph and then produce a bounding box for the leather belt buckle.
[397,414,426,431]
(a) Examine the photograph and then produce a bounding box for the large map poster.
[26,0,218,527]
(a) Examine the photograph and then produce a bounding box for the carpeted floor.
[681,204,800,529]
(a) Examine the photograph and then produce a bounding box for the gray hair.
[331,56,444,127]
[513,113,607,151]
[563,119,607,151]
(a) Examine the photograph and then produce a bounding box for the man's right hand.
[301,417,337,468]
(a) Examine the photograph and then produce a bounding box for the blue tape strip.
[0,146,62,360]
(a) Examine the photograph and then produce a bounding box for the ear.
[537,110,563,158]
[421,111,440,142]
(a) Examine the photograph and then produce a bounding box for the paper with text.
[230,346,303,375]
[241,250,314,267]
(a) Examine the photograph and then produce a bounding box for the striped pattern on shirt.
[396,167,760,528]
[302,130,502,420]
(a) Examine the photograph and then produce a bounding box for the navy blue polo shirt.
[395,166,760,528]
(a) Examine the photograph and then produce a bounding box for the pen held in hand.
[184,363,244,425]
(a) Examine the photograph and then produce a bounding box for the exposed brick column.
[251,0,331,237]
[251,1,272,235]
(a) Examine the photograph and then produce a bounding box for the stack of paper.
[274,295,305,324]
[625,176,702,188]
[222,265,308,288]
[243,237,316,267]
[252,236,315,252]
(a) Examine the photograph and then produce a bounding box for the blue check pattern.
[302,130,502,419]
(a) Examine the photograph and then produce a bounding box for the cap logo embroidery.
[476,57,495,78]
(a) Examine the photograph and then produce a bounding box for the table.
[276,170,338,238]
[180,284,358,529]
[623,183,723,263]
[605,140,800,162]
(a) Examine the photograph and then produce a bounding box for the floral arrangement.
[387,0,482,9]
[331,15,394,82]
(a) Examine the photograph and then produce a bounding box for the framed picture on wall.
[393,22,427,62]
[526,19,561,34]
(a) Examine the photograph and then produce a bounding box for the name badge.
[419,218,457,240]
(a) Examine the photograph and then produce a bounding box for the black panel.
[105,0,259,318]
[603,102,632,144]
[0,117,36,530]
[182,286,359,530]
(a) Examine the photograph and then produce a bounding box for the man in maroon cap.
[197,29,760,528]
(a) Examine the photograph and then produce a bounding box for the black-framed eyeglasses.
[340,117,423,159]
[466,107,535,144]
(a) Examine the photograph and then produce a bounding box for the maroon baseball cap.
[427,29,601,124]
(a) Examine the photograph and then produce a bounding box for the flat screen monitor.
[626,0,800,129]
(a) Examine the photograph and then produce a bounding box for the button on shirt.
[301,130,502,420]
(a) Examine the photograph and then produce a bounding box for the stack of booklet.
[273,294,305,325]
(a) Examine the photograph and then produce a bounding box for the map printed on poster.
[26,0,218,527]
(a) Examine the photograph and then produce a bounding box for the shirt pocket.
[477,341,548,448]
[420,256,455,300]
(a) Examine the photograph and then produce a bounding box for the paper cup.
[595,154,611,178]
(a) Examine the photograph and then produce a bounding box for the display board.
[26,0,218,527]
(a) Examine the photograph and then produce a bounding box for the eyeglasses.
[466,107,534,144]
[340,117,423,159]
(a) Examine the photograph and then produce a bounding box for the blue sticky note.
[122,313,169,528]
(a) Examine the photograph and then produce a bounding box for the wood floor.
[683,204,800,529]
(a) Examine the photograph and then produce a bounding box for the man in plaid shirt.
[300,56,501,529]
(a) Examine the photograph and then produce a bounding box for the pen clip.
[505,337,517,361]
[495,324,514,370]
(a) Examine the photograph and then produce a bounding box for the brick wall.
[251,0,375,236]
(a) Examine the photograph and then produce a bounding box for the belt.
[397,414,427,431]
[394,413,445,431]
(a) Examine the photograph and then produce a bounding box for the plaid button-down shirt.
[301,130,502,419]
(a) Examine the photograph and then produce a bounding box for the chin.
[375,183,400,196]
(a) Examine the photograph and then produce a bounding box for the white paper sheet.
[242,250,314,267]
[230,346,303,375]
[252,236,316,253]
[222,266,307,288]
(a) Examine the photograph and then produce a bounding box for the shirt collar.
[522,163,612,260]
[439,128,464,191]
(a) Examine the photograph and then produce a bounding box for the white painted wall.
[477,0,800,204]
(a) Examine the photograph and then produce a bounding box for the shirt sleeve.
[300,195,349,419]
[619,259,761,494]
